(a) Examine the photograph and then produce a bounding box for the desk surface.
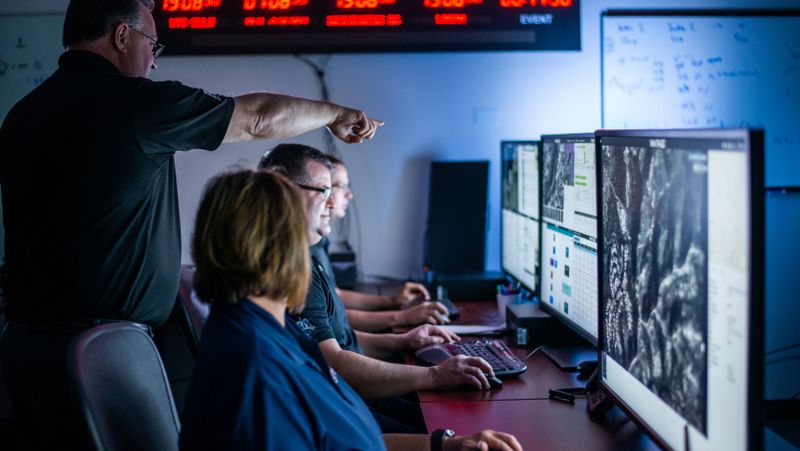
[422,399,657,451]
[406,299,658,450]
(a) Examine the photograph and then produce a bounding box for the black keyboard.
[415,339,527,377]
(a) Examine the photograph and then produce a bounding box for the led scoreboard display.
[154,0,579,53]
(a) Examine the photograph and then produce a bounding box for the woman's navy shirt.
[179,299,384,450]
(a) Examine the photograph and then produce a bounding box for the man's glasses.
[131,27,166,58]
[332,183,351,194]
[296,183,332,200]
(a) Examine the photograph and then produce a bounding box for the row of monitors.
[500,129,764,451]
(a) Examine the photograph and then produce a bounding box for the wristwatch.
[430,428,455,451]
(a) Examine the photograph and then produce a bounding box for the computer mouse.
[486,374,503,389]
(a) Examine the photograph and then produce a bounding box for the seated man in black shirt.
[259,145,497,404]
[321,154,451,332]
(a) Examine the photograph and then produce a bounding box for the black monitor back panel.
[424,161,489,274]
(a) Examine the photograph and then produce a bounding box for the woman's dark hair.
[258,144,332,184]
[63,0,154,48]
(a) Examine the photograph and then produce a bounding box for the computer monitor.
[597,128,764,451]
[539,134,598,346]
[500,141,540,294]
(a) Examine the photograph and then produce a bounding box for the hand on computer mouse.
[397,301,450,326]
[430,355,494,390]
[390,282,431,306]
[486,374,503,389]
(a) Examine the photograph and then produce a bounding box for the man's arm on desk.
[355,324,457,360]
[383,431,523,451]
[318,338,494,399]
[337,282,431,311]
[346,302,450,331]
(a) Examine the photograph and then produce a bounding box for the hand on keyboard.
[429,355,495,390]
[402,324,459,350]
[415,340,528,377]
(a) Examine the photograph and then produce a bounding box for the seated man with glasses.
[258,144,498,434]
[320,154,451,332]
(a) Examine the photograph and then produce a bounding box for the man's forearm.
[347,309,402,332]
[339,288,392,310]
[224,93,340,143]
[355,330,407,360]
[323,347,433,399]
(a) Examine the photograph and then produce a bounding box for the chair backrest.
[69,322,180,451]
[176,265,209,355]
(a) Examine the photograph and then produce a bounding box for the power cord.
[765,342,800,356]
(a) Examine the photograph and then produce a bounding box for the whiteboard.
[601,11,800,187]
[0,15,64,124]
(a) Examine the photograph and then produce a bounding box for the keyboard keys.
[415,339,527,377]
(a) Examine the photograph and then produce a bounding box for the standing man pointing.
[0,1,382,449]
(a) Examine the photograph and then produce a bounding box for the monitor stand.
[541,345,597,372]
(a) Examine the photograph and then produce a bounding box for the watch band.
[430,428,455,451]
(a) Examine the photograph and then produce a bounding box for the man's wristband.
[430,428,455,451]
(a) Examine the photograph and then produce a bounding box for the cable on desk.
[523,345,543,361]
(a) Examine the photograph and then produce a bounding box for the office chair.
[69,322,181,451]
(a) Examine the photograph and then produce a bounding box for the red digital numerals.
[434,13,467,24]
[167,16,217,28]
[244,15,310,25]
[336,0,396,9]
[162,0,220,12]
[243,0,309,10]
[500,0,571,7]
[326,14,402,26]
[424,0,481,8]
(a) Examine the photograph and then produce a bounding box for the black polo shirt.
[0,50,234,326]
[291,241,362,353]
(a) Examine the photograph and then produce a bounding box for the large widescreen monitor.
[539,133,597,345]
[501,141,540,294]
[597,128,764,451]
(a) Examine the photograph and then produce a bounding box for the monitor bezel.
[538,133,598,346]
[594,128,765,451]
[499,140,542,295]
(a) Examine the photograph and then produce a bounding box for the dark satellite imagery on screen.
[502,144,520,212]
[542,142,574,222]
[601,144,709,433]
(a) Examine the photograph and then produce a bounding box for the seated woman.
[179,169,521,451]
